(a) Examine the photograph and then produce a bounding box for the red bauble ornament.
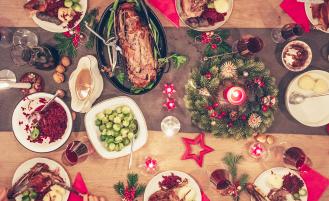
[241,114,247,121]
[254,77,265,88]
[217,114,223,119]
[227,122,233,128]
[221,111,227,116]
[261,105,268,112]
[63,25,81,47]
[205,72,212,80]
[206,105,213,111]
[181,133,214,167]
[163,83,176,97]
[163,98,176,110]
[211,44,217,49]
[210,111,218,118]
[213,102,219,108]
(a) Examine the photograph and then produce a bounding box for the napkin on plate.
[280,0,311,32]
[201,190,210,201]
[68,172,88,201]
[299,165,329,201]
[147,0,180,27]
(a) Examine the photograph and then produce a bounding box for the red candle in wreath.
[224,86,247,106]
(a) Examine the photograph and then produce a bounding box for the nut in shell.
[53,72,65,83]
[255,134,267,143]
[61,56,71,67]
[55,65,66,73]
[266,135,275,144]
[56,89,65,99]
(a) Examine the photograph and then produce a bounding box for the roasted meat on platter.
[8,163,64,200]
[311,0,329,30]
[116,3,157,88]
[181,0,207,18]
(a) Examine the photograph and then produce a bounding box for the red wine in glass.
[236,36,264,57]
[62,140,94,166]
[272,23,304,43]
[283,147,307,170]
[210,169,231,190]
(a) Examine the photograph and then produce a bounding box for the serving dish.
[285,70,329,127]
[84,96,148,159]
[12,92,72,153]
[96,0,168,95]
[305,1,329,33]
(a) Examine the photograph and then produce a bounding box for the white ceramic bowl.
[12,92,73,153]
[12,157,71,201]
[144,170,202,201]
[30,0,88,33]
[84,96,148,159]
[281,40,312,72]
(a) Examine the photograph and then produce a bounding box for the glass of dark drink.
[283,147,311,170]
[210,169,231,190]
[271,23,304,44]
[62,139,95,166]
[232,35,264,57]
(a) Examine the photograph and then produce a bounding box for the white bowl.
[12,92,73,153]
[84,96,148,159]
[12,157,71,201]
[281,40,312,72]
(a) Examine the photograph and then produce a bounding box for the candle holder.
[139,156,159,174]
[249,142,267,159]
[223,86,247,106]
[161,116,181,137]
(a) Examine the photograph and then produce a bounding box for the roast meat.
[181,0,207,18]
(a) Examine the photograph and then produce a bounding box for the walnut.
[55,65,66,73]
[53,72,65,83]
[61,56,71,67]
[255,134,267,143]
[266,135,275,145]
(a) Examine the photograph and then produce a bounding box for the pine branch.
[222,152,243,181]
[127,173,138,188]
[135,184,146,197]
[114,182,125,196]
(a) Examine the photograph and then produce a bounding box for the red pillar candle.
[225,86,247,105]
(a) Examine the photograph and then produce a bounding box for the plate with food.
[96,0,168,95]
[144,171,202,201]
[84,96,148,159]
[9,157,70,201]
[285,70,329,127]
[176,0,234,31]
[305,1,329,33]
[251,167,307,201]
[12,92,73,152]
[24,0,87,32]
[281,40,312,72]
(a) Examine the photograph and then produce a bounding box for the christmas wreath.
[184,53,278,139]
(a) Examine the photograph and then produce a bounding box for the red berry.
[211,44,217,49]
[241,114,247,121]
[227,122,233,128]
[210,111,218,118]
[217,114,223,119]
[205,72,212,80]
[221,111,227,116]
[213,102,219,108]
[262,105,268,112]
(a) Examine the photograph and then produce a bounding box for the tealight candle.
[225,86,247,105]
[249,142,267,159]
[144,156,158,173]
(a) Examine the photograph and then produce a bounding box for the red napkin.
[68,172,88,201]
[147,0,180,27]
[299,165,329,201]
[201,190,210,201]
[280,0,310,32]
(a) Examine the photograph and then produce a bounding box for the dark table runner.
[0,28,329,135]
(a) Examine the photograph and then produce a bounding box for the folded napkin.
[299,165,329,201]
[280,0,311,32]
[147,0,180,27]
[201,190,210,201]
[68,172,88,201]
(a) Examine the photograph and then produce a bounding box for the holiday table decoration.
[114,173,145,201]
[184,53,278,139]
[181,133,214,167]
[68,172,88,201]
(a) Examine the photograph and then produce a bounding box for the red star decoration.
[181,133,214,167]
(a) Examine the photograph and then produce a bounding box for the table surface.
[0,131,328,200]
[0,0,293,28]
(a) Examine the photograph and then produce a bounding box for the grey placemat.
[0,28,328,135]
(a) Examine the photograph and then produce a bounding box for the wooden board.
[0,0,293,28]
[0,131,328,200]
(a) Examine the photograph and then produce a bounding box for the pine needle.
[222,152,243,180]
[114,181,125,196]
[127,173,138,188]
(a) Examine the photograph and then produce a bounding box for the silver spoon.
[289,91,329,104]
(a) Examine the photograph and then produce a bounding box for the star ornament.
[181,133,214,167]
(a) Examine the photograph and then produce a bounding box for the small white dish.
[305,2,329,33]
[251,167,307,201]
[285,70,329,127]
[30,0,88,33]
[12,92,72,153]
[84,96,148,159]
[12,157,71,201]
[281,40,312,72]
[175,0,234,32]
[144,170,202,201]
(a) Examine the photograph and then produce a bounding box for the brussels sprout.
[129,123,137,133]
[100,135,107,141]
[119,143,124,150]
[96,112,105,120]
[122,106,131,114]
[120,128,129,135]
[127,132,134,139]
[113,116,122,124]
[29,191,37,199]
[106,122,113,129]
[22,191,30,197]
[95,119,101,126]
[114,144,120,151]
[107,130,115,136]
[123,138,130,145]
[108,143,115,151]
[105,108,113,115]
[122,119,130,127]
[22,196,31,201]
[108,114,115,121]
[30,128,40,140]
[116,107,122,113]
[115,136,123,143]
[72,0,80,2]
[106,137,114,144]
[113,124,121,131]
[99,125,106,131]
[101,117,109,123]
[64,0,73,7]
[72,3,82,12]
[125,113,133,121]
[101,129,107,135]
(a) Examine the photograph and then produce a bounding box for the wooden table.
[0,0,293,28]
[0,131,328,200]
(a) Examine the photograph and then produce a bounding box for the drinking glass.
[161,116,181,137]
[232,35,264,57]
[0,27,13,48]
[248,142,268,160]
[13,29,38,47]
[210,169,231,190]
[271,23,304,44]
[283,147,311,170]
[62,138,95,166]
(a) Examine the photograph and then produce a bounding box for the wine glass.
[13,29,38,47]
[61,137,95,166]
[271,23,304,44]
[10,44,31,66]
[232,35,264,57]
[0,27,13,48]
[161,116,181,137]
[283,147,312,170]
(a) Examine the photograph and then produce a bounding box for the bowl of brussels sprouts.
[84,96,148,159]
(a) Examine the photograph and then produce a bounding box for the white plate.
[30,0,88,33]
[84,96,148,159]
[12,157,71,201]
[144,170,202,201]
[305,2,329,33]
[285,70,329,127]
[175,0,234,32]
[251,167,307,201]
[12,92,73,153]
